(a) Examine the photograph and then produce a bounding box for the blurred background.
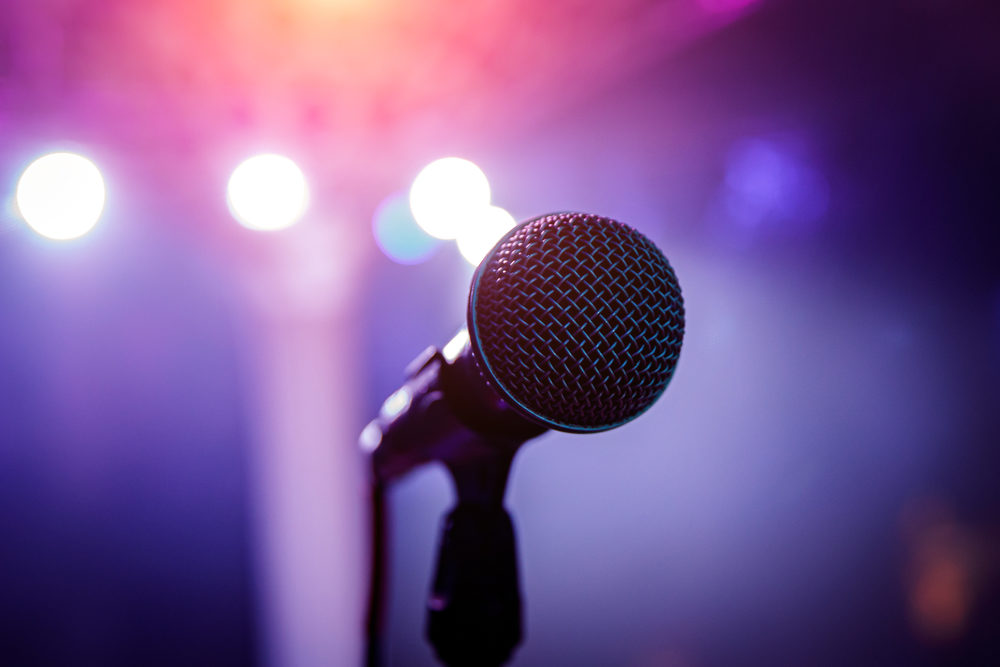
[1,0,999,665]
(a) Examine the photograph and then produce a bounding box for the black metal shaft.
[426,502,522,667]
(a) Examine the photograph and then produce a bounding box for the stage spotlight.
[15,152,106,241]
[373,192,440,265]
[227,154,308,231]
[456,205,516,266]
[409,157,491,240]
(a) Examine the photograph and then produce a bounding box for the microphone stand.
[427,440,521,667]
[364,476,388,667]
[363,334,544,666]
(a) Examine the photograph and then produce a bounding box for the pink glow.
[699,0,760,14]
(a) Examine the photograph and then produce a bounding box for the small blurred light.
[456,206,516,266]
[373,192,439,264]
[442,329,470,363]
[380,387,411,420]
[227,154,309,231]
[359,422,382,453]
[903,501,976,642]
[409,157,491,240]
[15,152,106,240]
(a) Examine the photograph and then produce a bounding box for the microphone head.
[467,212,684,433]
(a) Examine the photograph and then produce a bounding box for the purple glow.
[1,0,995,664]
[722,138,829,230]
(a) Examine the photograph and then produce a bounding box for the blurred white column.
[238,220,366,667]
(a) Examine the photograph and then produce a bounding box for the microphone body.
[361,212,684,666]
[362,211,685,482]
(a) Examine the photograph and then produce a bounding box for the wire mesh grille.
[468,212,684,432]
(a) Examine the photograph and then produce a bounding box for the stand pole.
[425,453,522,667]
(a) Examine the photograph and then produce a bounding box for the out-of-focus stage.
[1,1,998,665]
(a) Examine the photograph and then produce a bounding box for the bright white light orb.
[227,154,309,231]
[16,152,106,240]
[409,157,491,240]
[456,206,516,266]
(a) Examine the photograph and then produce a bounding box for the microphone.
[361,211,684,482]
[361,212,684,667]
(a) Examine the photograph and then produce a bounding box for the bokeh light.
[722,138,828,229]
[455,205,516,266]
[227,154,309,231]
[15,152,106,240]
[409,157,491,240]
[372,192,440,264]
